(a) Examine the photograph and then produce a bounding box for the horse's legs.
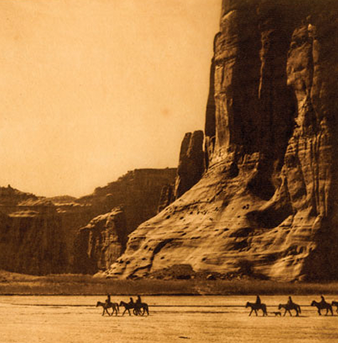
[255,309,258,317]
[283,310,286,316]
[318,309,321,316]
[289,310,292,317]
[249,309,252,316]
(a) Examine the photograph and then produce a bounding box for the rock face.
[76,168,177,238]
[108,0,338,281]
[0,197,68,275]
[73,208,126,274]
[157,184,175,213]
[0,168,177,275]
[174,131,205,198]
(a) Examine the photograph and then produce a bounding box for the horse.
[245,302,267,316]
[331,301,338,314]
[119,301,149,316]
[134,302,149,316]
[96,301,119,316]
[278,303,301,316]
[311,300,333,316]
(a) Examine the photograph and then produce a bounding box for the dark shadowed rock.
[73,208,126,274]
[174,131,205,198]
[157,184,175,213]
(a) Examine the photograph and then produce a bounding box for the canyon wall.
[73,208,126,274]
[0,168,177,275]
[108,0,338,281]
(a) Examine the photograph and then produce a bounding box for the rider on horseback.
[320,295,327,307]
[255,295,261,305]
[106,294,111,305]
[287,296,294,306]
[134,295,142,315]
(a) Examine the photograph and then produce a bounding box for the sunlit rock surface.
[108,0,338,281]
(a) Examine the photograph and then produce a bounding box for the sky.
[0,0,221,197]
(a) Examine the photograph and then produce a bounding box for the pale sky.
[0,0,221,197]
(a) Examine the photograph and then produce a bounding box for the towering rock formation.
[108,0,338,281]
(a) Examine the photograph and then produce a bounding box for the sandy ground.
[0,295,338,343]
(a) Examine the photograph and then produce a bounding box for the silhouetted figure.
[256,295,261,305]
[287,296,294,305]
[106,294,111,305]
[320,295,326,305]
[136,295,142,305]
[129,297,134,305]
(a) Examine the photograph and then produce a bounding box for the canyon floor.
[1,296,338,343]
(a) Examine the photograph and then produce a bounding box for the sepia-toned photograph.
[1,0,338,342]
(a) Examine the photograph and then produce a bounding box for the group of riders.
[255,294,327,307]
[250,294,334,316]
[105,294,144,315]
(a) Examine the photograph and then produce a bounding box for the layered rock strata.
[108,0,338,281]
[0,199,68,275]
[0,168,177,275]
[73,208,126,274]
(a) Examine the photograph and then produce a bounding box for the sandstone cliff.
[0,168,177,275]
[0,198,68,275]
[174,130,205,199]
[73,208,126,274]
[108,0,338,281]
[157,131,205,213]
